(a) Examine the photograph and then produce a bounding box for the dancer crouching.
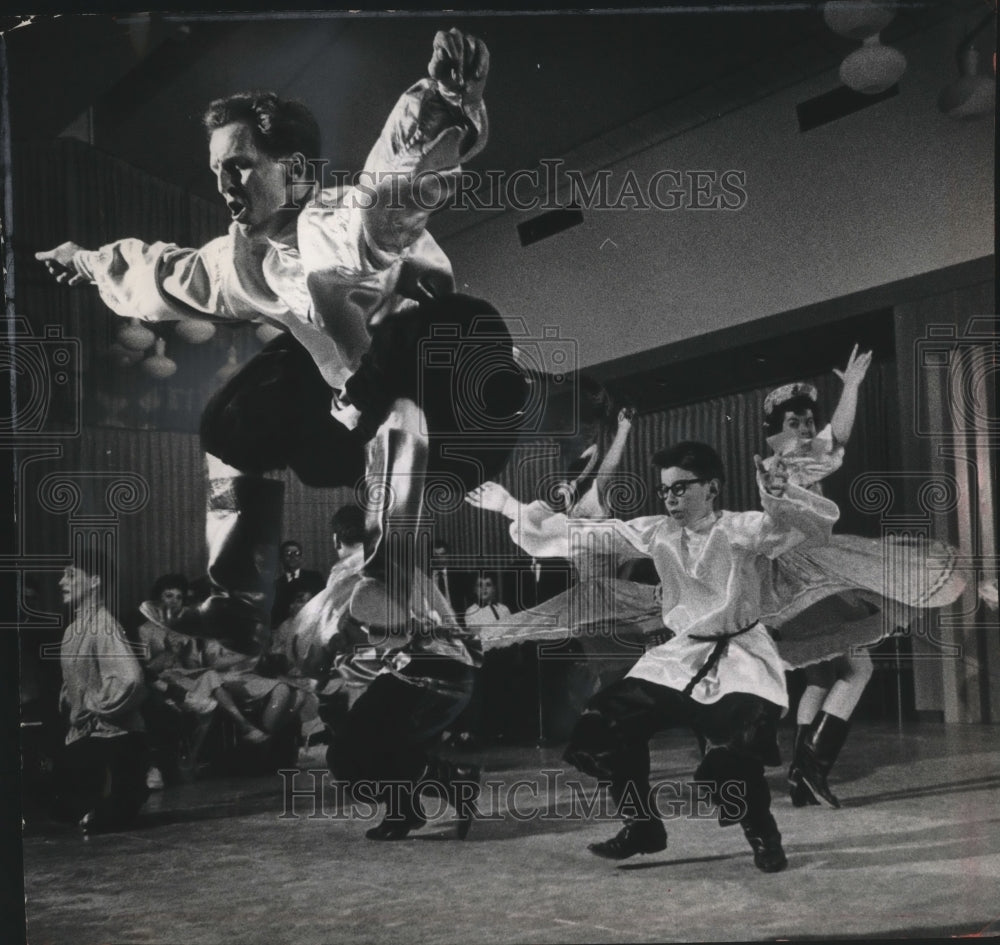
[468,441,838,872]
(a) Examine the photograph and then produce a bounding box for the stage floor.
[21,722,1000,943]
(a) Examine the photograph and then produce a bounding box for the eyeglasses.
[655,478,707,499]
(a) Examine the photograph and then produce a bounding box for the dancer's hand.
[618,406,636,427]
[833,344,872,389]
[36,242,89,286]
[755,454,788,498]
[428,28,489,107]
[466,481,514,516]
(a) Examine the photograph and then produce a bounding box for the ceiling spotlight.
[840,35,907,94]
[117,317,155,352]
[824,1,896,40]
[175,320,216,344]
[141,338,178,380]
[939,48,996,119]
[216,345,241,383]
[255,322,285,344]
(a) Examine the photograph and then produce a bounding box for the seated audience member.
[138,573,310,773]
[464,574,512,628]
[272,539,326,627]
[49,553,148,833]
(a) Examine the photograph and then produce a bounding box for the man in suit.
[272,540,325,627]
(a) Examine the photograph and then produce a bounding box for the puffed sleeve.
[72,235,243,324]
[509,501,666,562]
[730,480,839,559]
[358,77,488,257]
[82,614,146,720]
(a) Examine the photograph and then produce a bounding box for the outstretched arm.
[467,481,663,561]
[830,344,873,447]
[35,234,242,325]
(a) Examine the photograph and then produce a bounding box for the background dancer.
[284,504,481,841]
[48,552,149,834]
[469,441,839,873]
[761,347,966,807]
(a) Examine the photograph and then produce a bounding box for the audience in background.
[464,574,511,628]
[272,539,326,627]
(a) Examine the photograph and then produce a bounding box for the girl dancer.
[761,347,966,807]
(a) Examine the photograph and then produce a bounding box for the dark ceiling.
[4,3,978,206]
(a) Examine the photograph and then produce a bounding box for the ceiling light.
[840,35,906,94]
[824,1,895,40]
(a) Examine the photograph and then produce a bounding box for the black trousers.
[564,677,781,830]
[200,294,528,494]
[48,732,148,826]
[328,656,474,792]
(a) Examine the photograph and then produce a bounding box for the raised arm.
[359,28,489,256]
[597,407,635,478]
[829,344,873,447]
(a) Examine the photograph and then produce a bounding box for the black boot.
[365,787,427,841]
[588,819,668,860]
[788,724,820,808]
[349,424,430,631]
[741,813,788,873]
[421,757,482,839]
[589,776,667,860]
[174,475,284,653]
[798,712,850,809]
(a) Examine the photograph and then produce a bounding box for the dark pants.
[564,677,781,832]
[328,656,474,793]
[200,294,527,493]
[48,732,148,826]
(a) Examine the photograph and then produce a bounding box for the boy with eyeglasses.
[466,440,838,872]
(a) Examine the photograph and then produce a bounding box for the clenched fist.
[428,28,489,107]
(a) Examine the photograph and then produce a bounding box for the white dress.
[506,481,839,709]
[761,426,966,667]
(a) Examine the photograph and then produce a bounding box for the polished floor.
[20,722,1000,944]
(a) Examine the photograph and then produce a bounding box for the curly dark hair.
[203,91,321,160]
[151,572,189,600]
[652,441,725,486]
[763,394,824,438]
[331,504,366,548]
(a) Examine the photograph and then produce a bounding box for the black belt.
[682,622,759,698]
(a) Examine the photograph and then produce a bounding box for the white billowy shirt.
[505,480,838,708]
[71,78,487,393]
[464,601,512,628]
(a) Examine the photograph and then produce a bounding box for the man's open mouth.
[227,199,247,222]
